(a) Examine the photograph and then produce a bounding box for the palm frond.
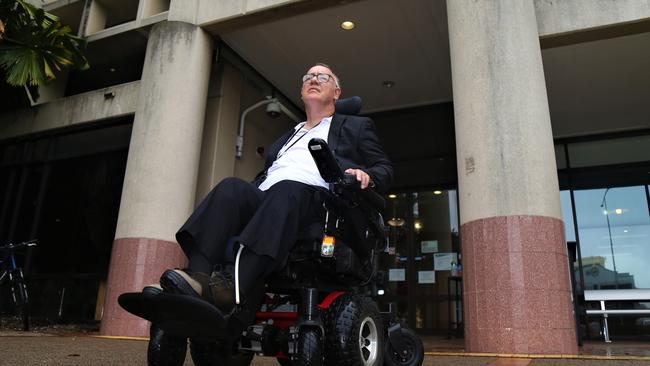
[0,47,45,85]
[0,0,88,86]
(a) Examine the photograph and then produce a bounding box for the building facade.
[1,0,649,355]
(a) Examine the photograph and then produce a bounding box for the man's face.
[300,65,341,106]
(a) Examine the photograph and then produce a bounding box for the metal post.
[600,300,611,343]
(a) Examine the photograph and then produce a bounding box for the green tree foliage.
[0,0,89,86]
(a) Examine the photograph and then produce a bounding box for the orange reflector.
[321,236,335,257]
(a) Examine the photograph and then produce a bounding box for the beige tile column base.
[99,238,187,337]
[461,215,578,355]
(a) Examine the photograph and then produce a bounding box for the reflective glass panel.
[378,193,411,325]
[555,144,567,169]
[567,135,650,168]
[378,190,461,333]
[560,190,576,242]
[574,186,650,289]
[411,190,459,331]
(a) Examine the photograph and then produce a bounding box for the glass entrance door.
[377,189,460,335]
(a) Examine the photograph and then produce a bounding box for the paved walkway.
[0,332,648,366]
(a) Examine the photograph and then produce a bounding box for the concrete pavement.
[1,332,649,366]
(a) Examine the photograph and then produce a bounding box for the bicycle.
[0,239,37,331]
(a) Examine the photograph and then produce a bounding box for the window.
[567,135,650,168]
[560,190,576,242]
[574,186,650,289]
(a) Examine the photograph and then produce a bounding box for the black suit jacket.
[256,113,393,193]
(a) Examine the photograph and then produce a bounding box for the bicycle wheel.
[11,272,30,331]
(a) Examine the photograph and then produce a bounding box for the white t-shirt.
[258,116,332,191]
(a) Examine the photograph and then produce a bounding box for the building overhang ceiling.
[221,0,451,114]
[219,0,650,137]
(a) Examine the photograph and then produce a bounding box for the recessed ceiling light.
[623,229,629,233]
[615,208,623,215]
[341,21,355,30]
[433,190,442,195]
[382,80,395,88]
[109,67,116,72]
[388,194,397,199]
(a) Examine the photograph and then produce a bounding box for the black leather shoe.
[160,268,235,314]
[207,271,235,314]
[160,269,210,301]
[142,284,163,296]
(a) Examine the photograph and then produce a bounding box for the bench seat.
[584,289,650,342]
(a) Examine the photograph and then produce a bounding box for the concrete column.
[138,0,171,19]
[100,21,213,337]
[447,0,577,355]
[84,0,107,35]
[194,62,243,201]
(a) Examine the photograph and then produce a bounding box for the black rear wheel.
[189,340,220,366]
[189,339,253,366]
[147,324,187,366]
[324,294,384,366]
[295,328,323,366]
[277,357,292,366]
[384,327,424,366]
[228,352,254,366]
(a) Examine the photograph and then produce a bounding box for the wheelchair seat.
[257,137,386,301]
[221,186,384,294]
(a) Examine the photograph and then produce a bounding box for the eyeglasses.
[301,73,336,84]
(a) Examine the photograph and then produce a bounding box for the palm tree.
[0,0,88,88]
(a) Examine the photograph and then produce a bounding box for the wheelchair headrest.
[335,96,362,115]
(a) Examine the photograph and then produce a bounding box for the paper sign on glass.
[418,270,435,284]
[434,253,458,271]
[388,268,406,282]
[421,240,438,253]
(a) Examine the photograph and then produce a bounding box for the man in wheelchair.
[120,63,423,366]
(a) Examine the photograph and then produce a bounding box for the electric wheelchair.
[119,97,424,366]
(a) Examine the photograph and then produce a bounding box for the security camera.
[265,101,282,118]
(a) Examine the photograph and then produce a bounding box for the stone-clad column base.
[100,238,187,337]
[461,215,578,354]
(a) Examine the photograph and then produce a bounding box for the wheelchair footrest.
[118,292,228,341]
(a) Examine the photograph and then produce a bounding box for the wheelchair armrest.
[335,175,385,211]
[308,138,345,183]
[308,138,385,211]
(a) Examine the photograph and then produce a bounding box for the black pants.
[176,178,326,273]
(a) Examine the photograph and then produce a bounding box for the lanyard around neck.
[277,120,322,159]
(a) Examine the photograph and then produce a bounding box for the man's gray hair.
[314,62,341,89]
